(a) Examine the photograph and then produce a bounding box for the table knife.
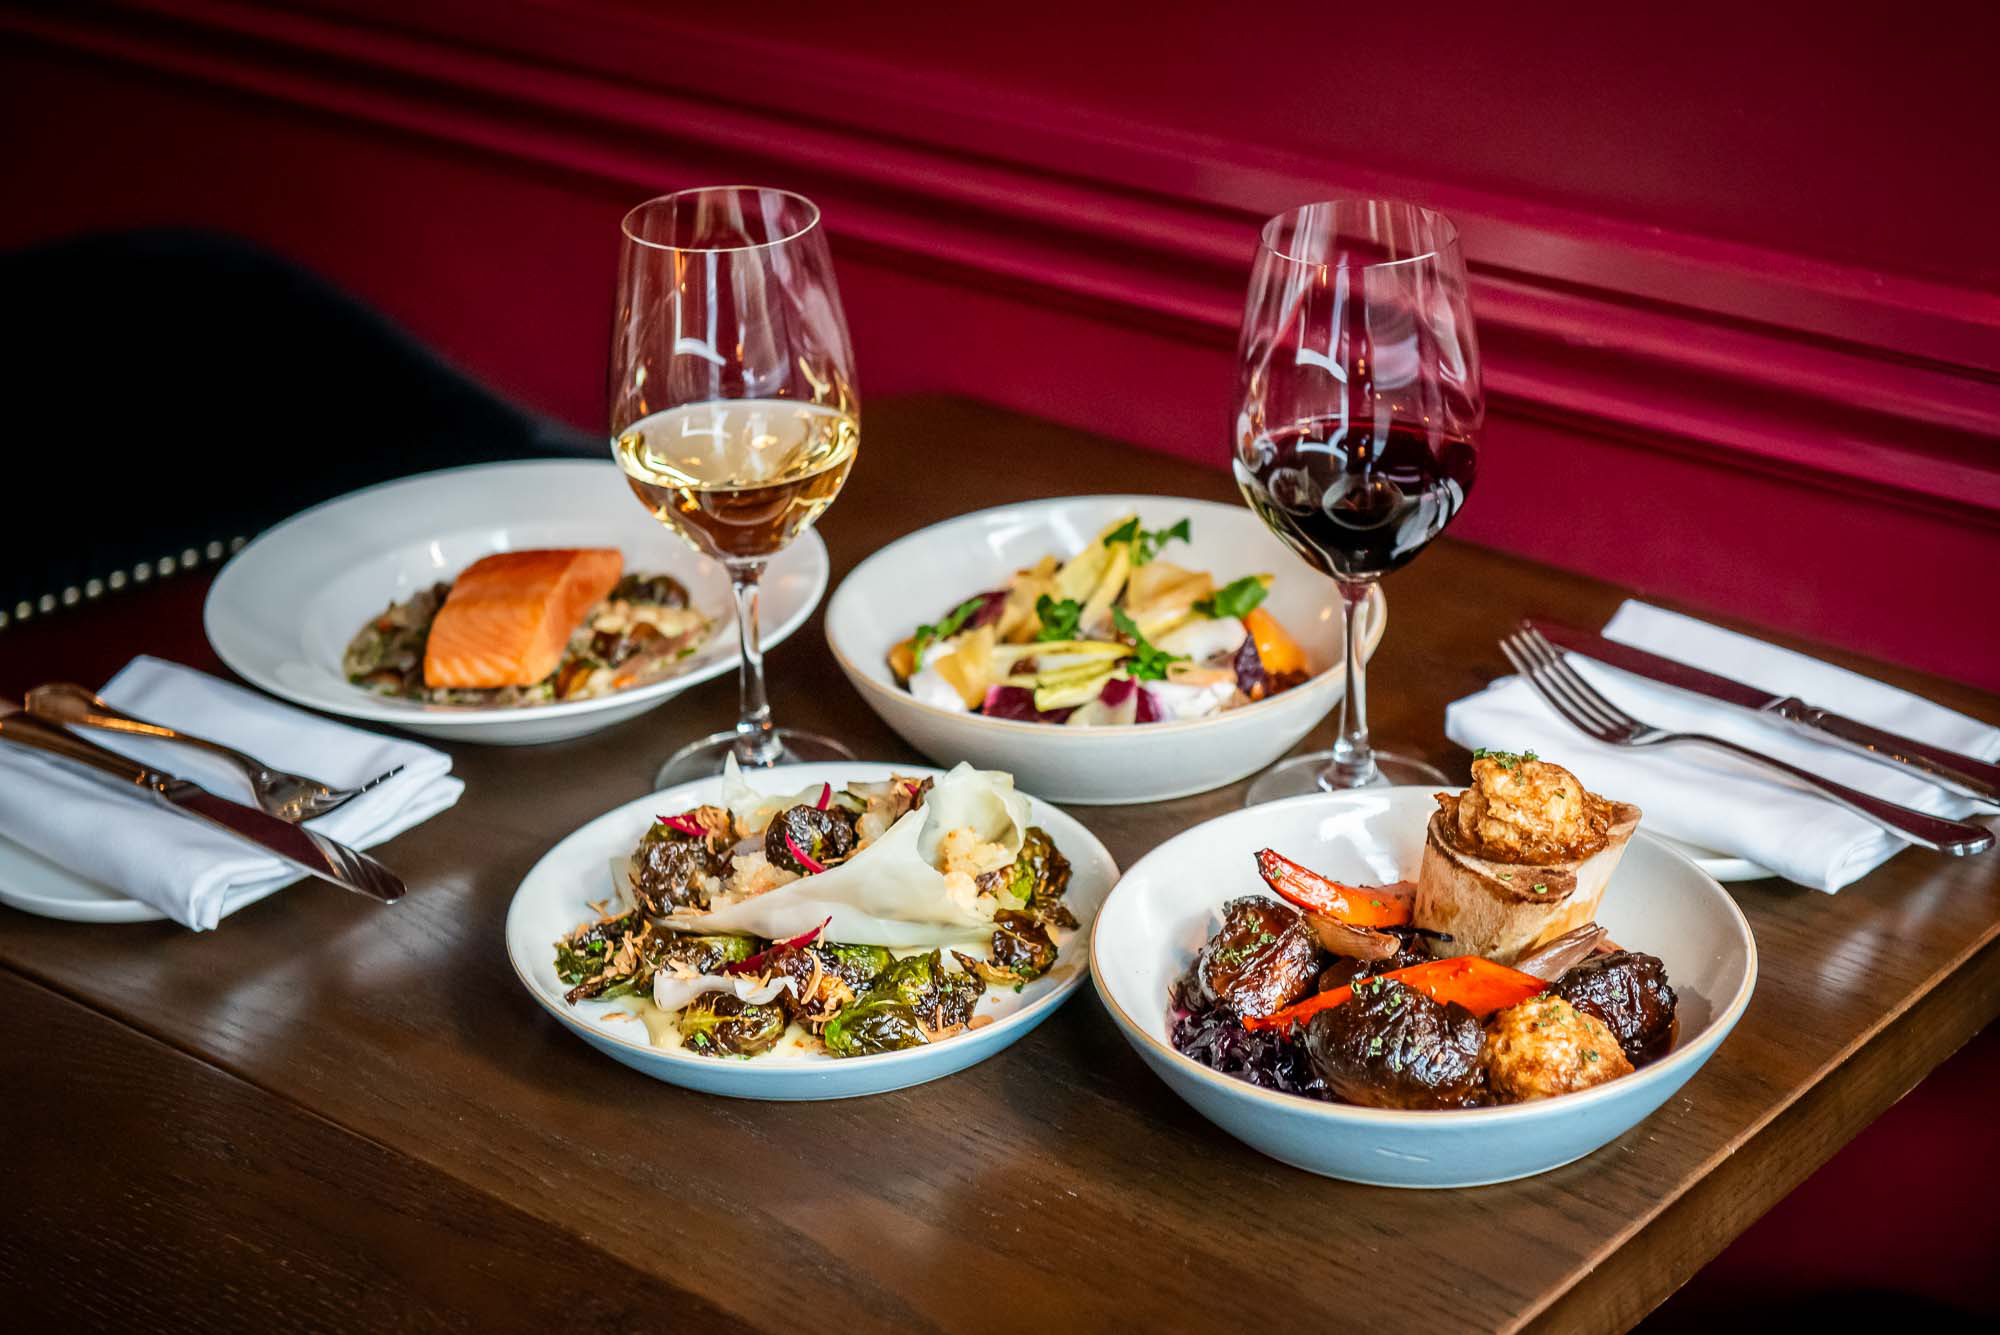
[1528,619,2000,806]
[0,705,405,903]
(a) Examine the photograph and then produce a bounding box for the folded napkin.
[0,656,462,928]
[1445,602,2000,892]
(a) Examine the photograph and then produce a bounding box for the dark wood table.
[3,397,1994,1333]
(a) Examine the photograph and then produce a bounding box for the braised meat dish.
[1168,825,1681,1110]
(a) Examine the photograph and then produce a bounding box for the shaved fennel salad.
[553,761,1076,1060]
[886,513,1312,726]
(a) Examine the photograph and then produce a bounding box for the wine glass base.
[653,728,855,791]
[1244,748,1450,805]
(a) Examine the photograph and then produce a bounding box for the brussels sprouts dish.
[553,765,1076,1060]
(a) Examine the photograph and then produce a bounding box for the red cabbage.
[1170,1004,1330,1100]
[980,685,1074,724]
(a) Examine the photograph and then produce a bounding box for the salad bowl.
[824,495,1384,804]
[1090,787,1756,1187]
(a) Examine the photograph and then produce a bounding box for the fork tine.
[1500,635,1606,741]
[1504,627,1616,735]
[1509,629,1625,734]
[1518,627,1638,731]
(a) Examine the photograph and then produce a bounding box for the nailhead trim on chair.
[3,536,247,631]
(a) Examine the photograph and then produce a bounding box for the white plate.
[505,762,1117,1100]
[204,460,828,745]
[1090,787,1757,1187]
[824,495,1384,804]
[0,836,285,924]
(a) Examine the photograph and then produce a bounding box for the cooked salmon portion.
[422,548,624,689]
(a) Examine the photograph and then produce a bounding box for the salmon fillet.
[423,548,624,689]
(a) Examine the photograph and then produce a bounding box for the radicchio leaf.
[980,684,1074,724]
[967,588,1010,630]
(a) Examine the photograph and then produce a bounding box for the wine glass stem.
[1319,581,1378,789]
[728,562,783,768]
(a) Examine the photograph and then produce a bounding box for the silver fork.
[1500,627,1993,856]
[23,683,404,824]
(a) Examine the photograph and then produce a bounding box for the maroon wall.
[4,0,1998,688]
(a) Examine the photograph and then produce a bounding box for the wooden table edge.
[1519,933,1999,1333]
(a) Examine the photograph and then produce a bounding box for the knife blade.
[0,707,406,903]
[1528,619,2000,806]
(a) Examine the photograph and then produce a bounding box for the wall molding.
[14,0,2000,528]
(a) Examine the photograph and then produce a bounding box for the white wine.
[615,399,857,561]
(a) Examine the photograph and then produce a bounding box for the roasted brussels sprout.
[676,992,787,1057]
[1007,826,1076,928]
[554,911,664,1004]
[751,943,859,1029]
[958,910,1057,986]
[630,814,732,913]
[820,951,985,1058]
[656,932,759,977]
[765,804,857,874]
[816,942,892,990]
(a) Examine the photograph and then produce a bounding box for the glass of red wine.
[1233,199,1482,801]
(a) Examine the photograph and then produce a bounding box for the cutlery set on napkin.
[0,605,1990,926]
[0,656,461,928]
[1449,602,1999,892]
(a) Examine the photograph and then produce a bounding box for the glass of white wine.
[610,186,859,787]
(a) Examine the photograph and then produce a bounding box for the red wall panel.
[3,3,1997,690]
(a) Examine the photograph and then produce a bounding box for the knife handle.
[0,708,175,791]
[1770,698,2000,806]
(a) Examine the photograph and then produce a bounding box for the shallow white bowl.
[824,495,1384,804]
[204,460,828,745]
[1090,786,1756,1187]
[505,762,1117,1100]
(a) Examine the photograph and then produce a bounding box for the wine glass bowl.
[609,186,859,786]
[1233,199,1483,800]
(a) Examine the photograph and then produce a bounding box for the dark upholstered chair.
[1,228,597,628]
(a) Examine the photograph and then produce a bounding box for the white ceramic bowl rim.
[1090,787,1758,1126]
[825,493,1385,740]
[507,763,1114,1076]
[206,458,828,728]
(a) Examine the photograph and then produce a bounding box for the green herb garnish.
[1193,575,1269,620]
[1112,607,1186,682]
[1104,516,1191,565]
[1033,594,1082,642]
[1532,883,1548,894]
[912,596,985,669]
[1472,747,1538,770]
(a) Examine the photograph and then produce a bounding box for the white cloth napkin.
[1445,602,2000,892]
[0,656,462,928]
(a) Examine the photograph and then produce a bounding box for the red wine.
[1235,418,1476,581]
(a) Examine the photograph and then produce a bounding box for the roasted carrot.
[1255,849,1412,928]
[1243,956,1545,1032]
[1243,607,1307,678]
